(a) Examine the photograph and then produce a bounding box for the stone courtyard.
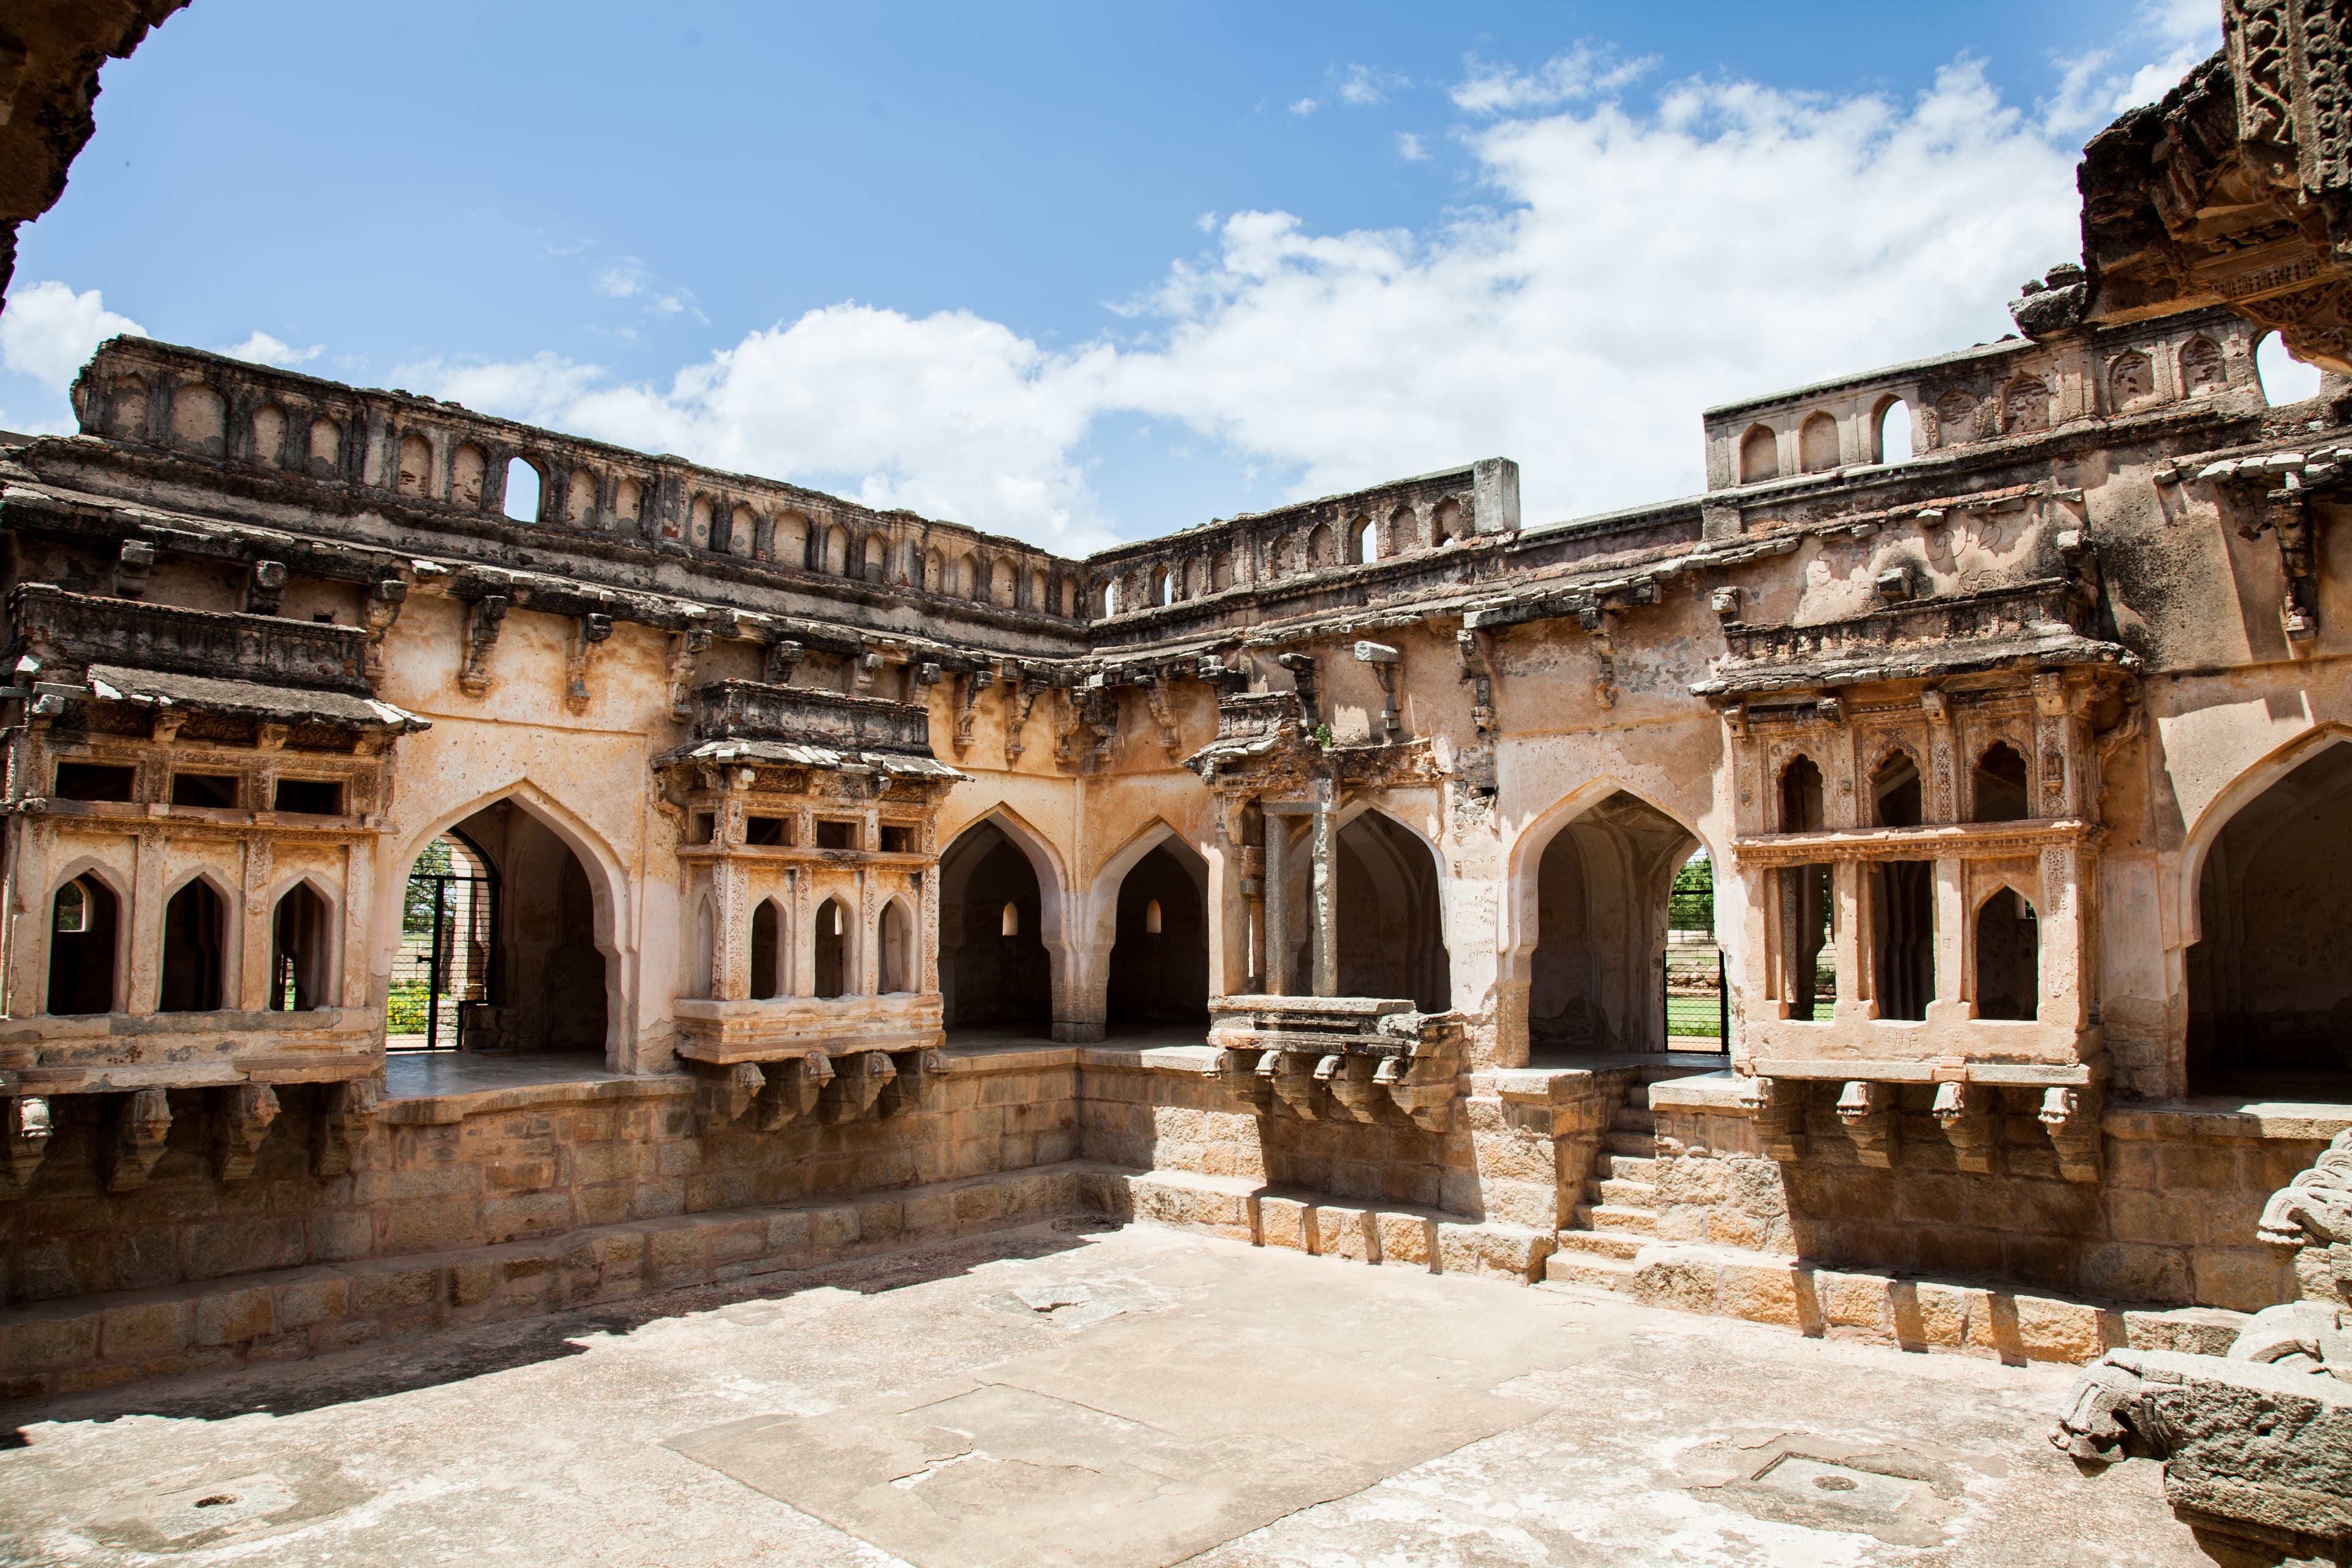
[0,1219,2204,1568]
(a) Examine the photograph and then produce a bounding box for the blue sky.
[0,0,2271,551]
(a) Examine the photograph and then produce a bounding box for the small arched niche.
[1739,423,1779,484]
[1974,886,2038,1020]
[1799,412,1840,472]
[1973,743,2030,823]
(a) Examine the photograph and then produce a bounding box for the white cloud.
[594,261,648,298]
[1396,132,1430,162]
[2046,0,2219,135]
[405,40,2213,546]
[1453,44,1656,114]
[1289,96,1317,116]
[1335,64,1408,108]
[0,281,143,392]
[220,330,322,368]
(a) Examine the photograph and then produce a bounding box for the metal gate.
[389,843,497,1051]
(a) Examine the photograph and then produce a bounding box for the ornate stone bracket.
[2038,1085,2103,1183]
[362,579,407,682]
[1453,628,1494,736]
[2,1095,50,1197]
[1005,674,1049,767]
[1205,998,1461,1133]
[763,638,805,686]
[105,1087,173,1193]
[665,625,712,720]
[314,1077,379,1177]
[211,1082,281,1182]
[824,1049,899,1124]
[1275,651,1321,729]
[759,1051,836,1129]
[1740,1076,1810,1161]
[1354,641,1402,739]
[951,669,989,756]
[246,560,288,617]
[696,1048,943,1134]
[1139,673,1183,760]
[1581,606,1619,709]
[459,595,510,696]
[1836,1080,1896,1168]
[1932,1080,2000,1175]
[115,540,154,600]
[565,612,614,714]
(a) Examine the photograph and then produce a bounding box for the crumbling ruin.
[3,1,2352,1557]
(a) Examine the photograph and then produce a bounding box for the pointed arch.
[159,870,235,1012]
[1093,820,1210,1030]
[379,779,635,1063]
[44,860,127,1016]
[877,895,917,994]
[2178,723,2352,944]
[750,896,787,1000]
[270,876,338,1011]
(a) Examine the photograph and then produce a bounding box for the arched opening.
[391,801,607,1054]
[827,527,851,575]
[939,820,1053,1036]
[1974,887,2038,1022]
[47,875,118,1015]
[689,495,717,549]
[1153,567,1172,607]
[1431,498,1464,543]
[1781,864,1834,1022]
[1210,552,1232,592]
[1973,742,2030,822]
[2256,330,2324,407]
[813,897,850,999]
[1739,424,1779,483]
[992,558,1017,604]
[1872,397,1912,463]
[1529,792,1698,1057]
[271,882,334,1011]
[1799,412,1840,472]
[172,382,227,455]
[1779,756,1825,832]
[2188,742,2352,1093]
[1319,811,1449,1011]
[1307,522,1336,567]
[158,880,226,1012]
[307,417,341,478]
[750,899,785,1000]
[615,477,643,528]
[1872,749,1923,828]
[503,457,542,522]
[1357,517,1382,564]
[878,899,914,994]
[1106,840,1208,1035]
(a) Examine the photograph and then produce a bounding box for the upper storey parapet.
[1701,307,2267,497]
[66,337,1090,633]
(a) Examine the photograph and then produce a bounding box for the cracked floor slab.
[0,1222,2209,1568]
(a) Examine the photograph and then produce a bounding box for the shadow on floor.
[0,1219,1110,1438]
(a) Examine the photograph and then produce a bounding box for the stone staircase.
[1544,1091,1664,1289]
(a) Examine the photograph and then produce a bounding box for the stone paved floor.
[0,1221,2206,1567]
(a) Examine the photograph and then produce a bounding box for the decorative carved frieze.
[690,680,935,756]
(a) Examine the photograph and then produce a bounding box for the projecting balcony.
[690,680,935,756]
[9,582,371,694]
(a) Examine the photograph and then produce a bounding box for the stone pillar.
[237,835,273,1011]
[712,856,747,1001]
[1310,781,1338,998]
[1264,813,1291,996]
[1925,853,1967,1026]
[1207,840,1251,1001]
[127,826,164,1016]
[919,860,940,994]
[5,818,52,1017]
[857,867,880,996]
[1828,859,1865,1022]
[790,867,813,998]
[2039,845,2091,1030]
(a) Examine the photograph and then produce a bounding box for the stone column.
[857,867,879,995]
[1828,859,1866,1022]
[237,835,273,1011]
[1310,781,1338,997]
[712,856,747,1001]
[790,867,814,998]
[919,861,940,995]
[127,826,165,1016]
[1264,811,1291,996]
[1925,853,1967,1026]
[2039,844,2091,1030]
[5,818,53,1017]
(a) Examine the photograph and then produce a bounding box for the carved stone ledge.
[1206,996,1462,1132]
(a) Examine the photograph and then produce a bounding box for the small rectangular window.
[815,820,854,850]
[879,824,913,853]
[54,762,135,802]
[745,815,790,846]
[171,773,239,809]
[273,778,343,815]
[688,812,715,845]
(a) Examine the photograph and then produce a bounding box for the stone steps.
[1552,1085,1667,1288]
[1599,1153,1656,1182]
[1596,1177,1659,1208]
[1580,1203,1659,1235]
[1602,1132,1654,1158]
[1553,1227,1644,1261]
[1542,1251,1640,1289]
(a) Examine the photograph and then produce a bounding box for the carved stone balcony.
[1694,579,2133,698]
[9,582,371,694]
[673,994,946,1134]
[1205,995,1463,1132]
[690,680,935,755]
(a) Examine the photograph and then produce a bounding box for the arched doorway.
[1528,791,1697,1056]
[938,819,1052,1036]
[1333,810,1449,1011]
[2188,742,2352,1095]
[391,799,608,1055]
[1106,840,1208,1035]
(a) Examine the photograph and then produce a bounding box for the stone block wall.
[1649,1076,2335,1313]
[1,1049,1077,1306]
